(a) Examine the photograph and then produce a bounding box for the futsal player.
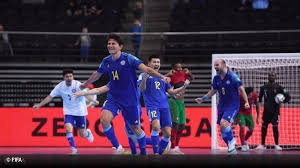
[237,87,260,151]
[79,34,169,155]
[139,55,190,155]
[255,72,291,150]
[33,69,98,154]
[195,58,249,154]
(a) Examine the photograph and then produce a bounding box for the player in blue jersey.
[195,59,249,154]
[139,55,190,155]
[80,34,169,155]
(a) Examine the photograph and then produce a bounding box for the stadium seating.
[1,0,129,63]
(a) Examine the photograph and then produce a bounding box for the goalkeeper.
[256,72,291,150]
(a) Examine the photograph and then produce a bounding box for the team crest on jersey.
[107,64,109,68]
[226,80,230,85]
[120,60,126,65]
[72,89,76,93]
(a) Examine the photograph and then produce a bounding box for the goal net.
[211,53,300,151]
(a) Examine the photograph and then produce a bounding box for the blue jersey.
[138,73,172,109]
[97,52,142,107]
[106,81,142,114]
[212,69,242,109]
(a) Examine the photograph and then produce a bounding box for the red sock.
[239,128,245,145]
[175,130,183,147]
[171,128,177,149]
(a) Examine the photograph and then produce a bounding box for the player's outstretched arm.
[80,71,103,89]
[85,95,99,106]
[167,79,190,95]
[33,95,53,110]
[195,89,217,104]
[138,63,170,83]
[74,85,109,99]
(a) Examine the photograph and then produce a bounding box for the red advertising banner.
[1,107,211,147]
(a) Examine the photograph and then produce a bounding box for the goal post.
[211,53,300,151]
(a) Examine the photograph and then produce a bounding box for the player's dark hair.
[107,33,124,46]
[245,87,253,95]
[63,69,73,76]
[148,55,160,62]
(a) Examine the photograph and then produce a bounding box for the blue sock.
[159,136,170,155]
[103,124,120,148]
[66,132,76,149]
[151,130,160,154]
[128,137,137,155]
[137,131,147,155]
[146,137,152,145]
[221,126,234,146]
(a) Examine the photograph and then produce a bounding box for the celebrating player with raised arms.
[195,59,249,154]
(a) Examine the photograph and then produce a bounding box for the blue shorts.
[146,107,172,128]
[64,115,87,129]
[124,104,143,136]
[217,107,239,125]
[102,98,141,126]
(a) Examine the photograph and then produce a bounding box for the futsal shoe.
[274,145,282,150]
[255,144,265,150]
[163,141,172,154]
[241,145,249,152]
[87,129,94,143]
[228,138,237,154]
[70,148,77,155]
[170,146,184,155]
[112,145,125,155]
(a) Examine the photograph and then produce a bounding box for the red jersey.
[170,70,189,86]
[239,91,258,115]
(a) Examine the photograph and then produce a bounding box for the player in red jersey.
[165,62,194,86]
[237,87,260,151]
